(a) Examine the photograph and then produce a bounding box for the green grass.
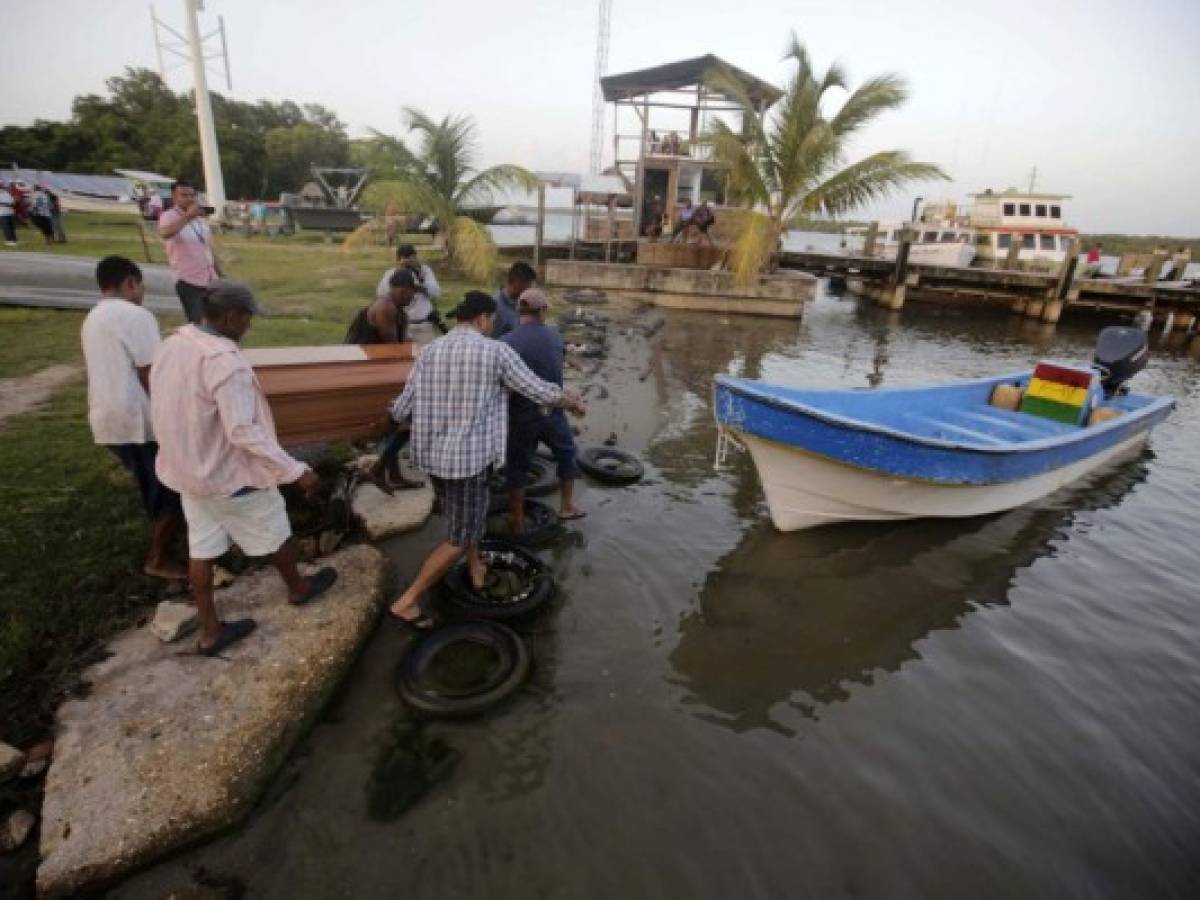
[0,215,493,745]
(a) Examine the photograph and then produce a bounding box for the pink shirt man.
[150,324,305,497]
[158,206,218,287]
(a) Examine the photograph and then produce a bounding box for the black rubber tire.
[485,499,562,549]
[440,539,557,621]
[395,621,530,719]
[578,446,645,485]
[489,458,558,499]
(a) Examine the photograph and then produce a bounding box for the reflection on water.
[114,288,1200,900]
[671,455,1152,734]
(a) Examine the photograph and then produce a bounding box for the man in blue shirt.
[492,261,536,340]
[500,288,585,531]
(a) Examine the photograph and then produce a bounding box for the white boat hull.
[737,431,1148,531]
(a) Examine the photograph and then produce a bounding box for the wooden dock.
[501,236,1199,332]
[776,247,1200,331]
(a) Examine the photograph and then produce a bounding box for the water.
[116,290,1200,899]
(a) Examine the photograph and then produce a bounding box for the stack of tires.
[395,540,556,719]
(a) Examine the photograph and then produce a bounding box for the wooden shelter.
[600,54,781,237]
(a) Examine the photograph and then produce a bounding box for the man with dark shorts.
[81,256,187,579]
[386,291,586,628]
[501,288,584,530]
[158,180,221,323]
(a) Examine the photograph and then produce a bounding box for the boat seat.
[954,406,1076,441]
[900,414,1011,446]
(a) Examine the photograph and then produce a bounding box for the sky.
[2,0,1198,234]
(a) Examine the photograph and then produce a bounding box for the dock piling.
[880,230,912,310]
[863,221,879,258]
[1004,234,1022,270]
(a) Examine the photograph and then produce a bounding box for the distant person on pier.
[345,268,425,493]
[1085,243,1103,277]
[151,280,338,657]
[158,180,222,324]
[81,256,187,581]
[385,290,585,629]
[501,288,585,531]
[692,200,715,247]
[643,195,664,239]
[492,261,537,340]
[671,198,695,242]
[0,182,17,246]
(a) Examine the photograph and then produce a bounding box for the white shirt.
[0,189,13,215]
[81,298,161,445]
[376,263,440,322]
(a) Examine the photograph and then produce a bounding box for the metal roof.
[0,168,135,198]
[600,54,781,106]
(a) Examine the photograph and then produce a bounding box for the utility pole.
[151,1,229,214]
[589,0,613,175]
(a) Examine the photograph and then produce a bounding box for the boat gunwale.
[714,372,1175,456]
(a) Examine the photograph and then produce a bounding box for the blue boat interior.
[719,373,1158,450]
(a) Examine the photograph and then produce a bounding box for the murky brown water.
[117,290,1200,899]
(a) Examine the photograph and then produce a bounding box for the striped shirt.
[390,325,563,478]
[150,325,306,496]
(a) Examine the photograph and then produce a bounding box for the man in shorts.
[386,291,586,628]
[151,280,337,656]
[81,255,187,580]
[501,288,584,530]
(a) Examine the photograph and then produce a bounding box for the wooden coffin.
[245,343,415,446]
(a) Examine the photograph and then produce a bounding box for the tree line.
[0,68,372,200]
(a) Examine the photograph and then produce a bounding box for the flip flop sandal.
[389,606,437,631]
[558,510,587,521]
[199,618,257,657]
[290,567,338,606]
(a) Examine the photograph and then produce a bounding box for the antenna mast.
[150,1,231,213]
[589,0,613,175]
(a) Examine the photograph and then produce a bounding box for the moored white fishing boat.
[714,328,1174,532]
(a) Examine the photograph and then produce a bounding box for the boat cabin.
[968,189,1078,264]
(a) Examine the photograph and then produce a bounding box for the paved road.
[0,252,179,315]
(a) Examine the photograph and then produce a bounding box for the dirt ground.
[0,365,80,428]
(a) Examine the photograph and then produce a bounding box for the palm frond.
[707,119,772,208]
[792,151,948,220]
[726,209,779,286]
[455,164,538,209]
[445,216,499,283]
[359,179,453,223]
[829,74,908,138]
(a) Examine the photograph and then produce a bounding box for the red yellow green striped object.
[1019,362,1096,425]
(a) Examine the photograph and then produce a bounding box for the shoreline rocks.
[36,544,385,898]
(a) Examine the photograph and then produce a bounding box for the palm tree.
[349,108,537,282]
[707,34,948,281]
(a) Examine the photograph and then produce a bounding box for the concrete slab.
[36,545,385,898]
[545,260,812,318]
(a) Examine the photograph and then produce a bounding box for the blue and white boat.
[714,328,1175,532]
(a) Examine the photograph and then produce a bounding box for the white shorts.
[181,487,292,560]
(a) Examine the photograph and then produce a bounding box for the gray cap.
[203,279,261,316]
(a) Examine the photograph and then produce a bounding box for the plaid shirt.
[390,326,563,478]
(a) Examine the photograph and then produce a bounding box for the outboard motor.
[1093,326,1149,398]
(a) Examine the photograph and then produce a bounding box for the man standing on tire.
[386,291,586,628]
[158,180,221,324]
[501,288,584,531]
